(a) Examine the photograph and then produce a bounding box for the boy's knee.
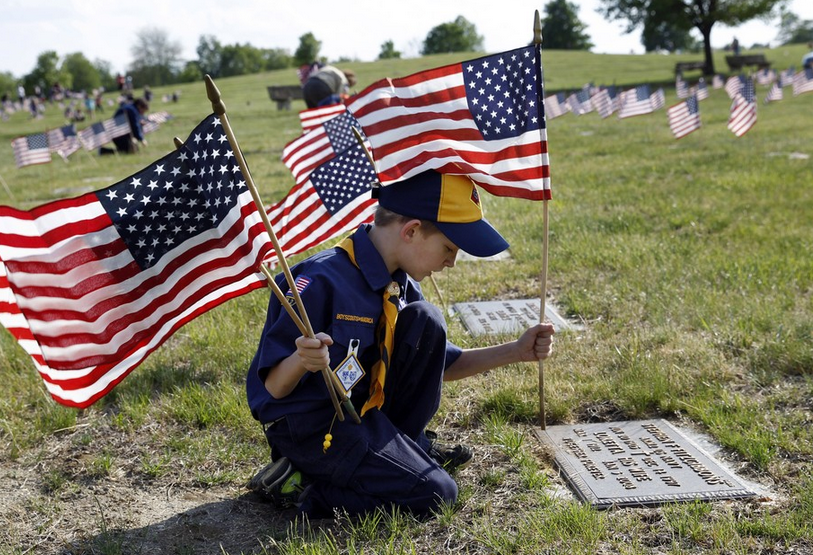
[397,301,446,338]
[411,469,458,514]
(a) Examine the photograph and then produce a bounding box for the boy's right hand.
[294,332,334,373]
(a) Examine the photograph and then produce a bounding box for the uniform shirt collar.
[350,225,408,294]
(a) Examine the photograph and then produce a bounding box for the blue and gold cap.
[377,171,509,257]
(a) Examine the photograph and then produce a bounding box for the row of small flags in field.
[9,111,173,169]
[545,67,813,139]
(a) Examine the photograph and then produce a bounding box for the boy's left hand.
[517,323,554,362]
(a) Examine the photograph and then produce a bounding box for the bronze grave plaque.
[535,419,756,509]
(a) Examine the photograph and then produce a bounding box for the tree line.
[2,3,811,98]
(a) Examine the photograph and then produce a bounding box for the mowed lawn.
[0,43,812,554]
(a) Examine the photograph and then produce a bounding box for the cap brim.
[435,218,509,258]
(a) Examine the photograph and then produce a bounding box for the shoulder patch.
[286,275,312,298]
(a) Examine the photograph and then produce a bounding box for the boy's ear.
[399,219,423,242]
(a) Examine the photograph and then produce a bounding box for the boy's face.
[401,224,459,282]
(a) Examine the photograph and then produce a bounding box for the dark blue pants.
[263,301,458,517]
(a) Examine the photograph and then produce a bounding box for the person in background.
[302,65,357,108]
[802,49,813,70]
[100,97,149,155]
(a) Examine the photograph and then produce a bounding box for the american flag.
[676,74,689,99]
[650,87,666,110]
[0,114,272,408]
[618,85,653,119]
[728,78,757,137]
[725,75,745,99]
[142,119,160,135]
[283,111,361,186]
[544,92,569,119]
[297,62,321,85]
[712,74,724,89]
[346,45,550,201]
[592,86,617,119]
[764,82,783,103]
[78,122,111,151]
[695,79,709,101]
[11,133,51,168]
[779,67,795,87]
[667,95,701,139]
[147,111,173,124]
[104,113,132,139]
[266,142,377,267]
[47,125,81,159]
[755,68,775,86]
[567,88,593,115]
[299,103,347,133]
[793,68,813,96]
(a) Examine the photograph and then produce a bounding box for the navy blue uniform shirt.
[246,224,463,424]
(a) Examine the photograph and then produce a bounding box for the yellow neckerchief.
[335,236,399,415]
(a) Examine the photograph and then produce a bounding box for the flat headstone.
[534,419,757,509]
[453,298,580,335]
[456,250,512,262]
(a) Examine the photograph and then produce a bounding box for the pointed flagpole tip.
[173,137,184,150]
[533,10,543,45]
[204,74,226,115]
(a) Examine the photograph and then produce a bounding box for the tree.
[294,33,321,67]
[641,17,698,52]
[262,48,292,71]
[62,52,101,92]
[93,59,117,91]
[598,0,787,75]
[422,16,483,55]
[777,8,813,45]
[541,0,593,50]
[196,35,223,78]
[0,71,16,98]
[378,40,401,59]
[23,51,70,95]
[219,44,265,77]
[128,27,183,86]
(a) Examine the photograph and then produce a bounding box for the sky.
[2,0,812,78]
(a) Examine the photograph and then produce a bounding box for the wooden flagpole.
[203,75,360,424]
[534,10,550,430]
[0,172,14,200]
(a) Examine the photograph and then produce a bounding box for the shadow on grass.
[82,493,293,555]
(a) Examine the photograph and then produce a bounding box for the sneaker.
[425,430,473,472]
[247,457,310,508]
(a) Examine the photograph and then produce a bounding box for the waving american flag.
[0,114,271,407]
[347,45,550,200]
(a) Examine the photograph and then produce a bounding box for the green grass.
[2,43,813,554]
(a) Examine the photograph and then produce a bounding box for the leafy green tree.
[598,0,787,75]
[23,51,70,95]
[641,16,698,52]
[62,52,101,92]
[262,48,292,71]
[196,35,223,78]
[93,59,117,91]
[219,44,265,77]
[777,8,813,45]
[294,33,321,67]
[178,61,204,83]
[541,0,593,50]
[378,40,401,59]
[422,16,483,55]
[128,27,183,86]
[0,71,16,99]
